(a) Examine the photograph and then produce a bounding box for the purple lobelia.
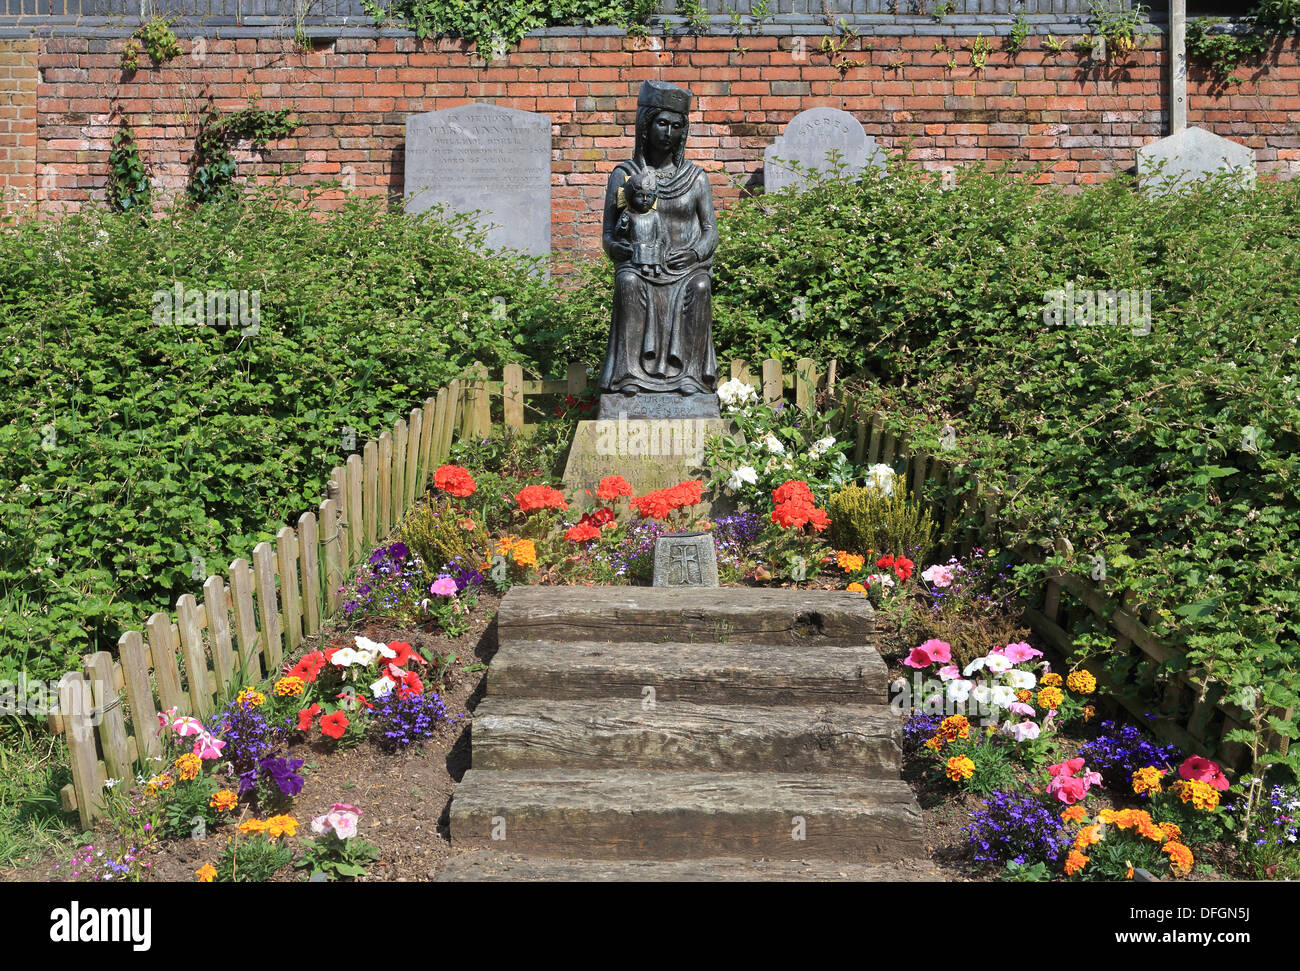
[965,790,1074,868]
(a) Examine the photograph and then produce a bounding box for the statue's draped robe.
[599,159,718,396]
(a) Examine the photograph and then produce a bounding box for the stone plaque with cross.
[652,531,719,588]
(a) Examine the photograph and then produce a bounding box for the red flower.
[296,703,321,732]
[320,710,350,740]
[596,475,634,500]
[772,480,814,506]
[630,481,704,519]
[1178,755,1230,791]
[771,499,831,533]
[580,506,615,528]
[876,554,895,569]
[399,669,424,697]
[288,651,326,684]
[386,641,422,667]
[434,464,476,498]
[566,523,602,543]
[516,484,569,513]
[892,555,915,582]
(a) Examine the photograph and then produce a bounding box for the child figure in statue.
[615,169,666,278]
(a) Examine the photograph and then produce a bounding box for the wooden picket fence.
[49,356,1284,824]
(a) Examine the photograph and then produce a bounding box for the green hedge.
[0,187,604,680]
[712,159,1300,767]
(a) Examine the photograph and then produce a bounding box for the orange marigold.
[510,539,538,568]
[195,863,217,883]
[938,714,971,742]
[1037,686,1065,710]
[265,814,298,838]
[1064,850,1089,876]
[846,582,866,594]
[1132,766,1166,797]
[924,736,944,752]
[1074,824,1103,849]
[946,755,976,782]
[1172,779,1221,811]
[1060,805,1088,824]
[1040,672,1064,688]
[1163,841,1194,877]
[210,789,238,812]
[1016,689,1034,705]
[238,818,270,835]
[1066,669,1097,694]
[174,752,202,781]
[1083,705,1097,722]
[836,550,866,573]
[274,675,305,697]
[1159,822,1182,842]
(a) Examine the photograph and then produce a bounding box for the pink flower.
[172,716,205,737]
[999,642,1043,664]
[1011,721,1041,743]
[937,664,961,682]
[919,639,951,664]
[312,802,363,840]
[192,732,226,760]
[921,564,955,587]
[156,706,178,732]
[430,577,458,597]
[1049,775,1089,804]
[1178,755,1230,791]
[1008,701,1036,717]
[1048,757,1086,778]
[903,647,935,669]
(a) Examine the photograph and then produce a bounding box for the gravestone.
[404,103,552,257]
[652,532,719,588]
[763,107,883,194]
[1136,126,1255,197]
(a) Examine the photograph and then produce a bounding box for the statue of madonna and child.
[596,80,721,420]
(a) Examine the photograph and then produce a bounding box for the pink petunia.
[192,732,226,760]
[1049,775,1089,804]
[1048,757,1086,778]
[903,646,935,669]
[1008,701,1036,717]
[919,639,951,664]
[172,716,205,737]
[999,642,1044,664]
[1178,755,1230,791]
[937,664,961,682]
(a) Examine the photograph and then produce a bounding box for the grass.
[0,718,83,870]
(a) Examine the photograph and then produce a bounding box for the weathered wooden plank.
[432,388,450,465]
[504,363,525,430]
[853,415,868,465]
[146,611,186,716]
[58,672,103,828]
[118,630,160,767]
[298,511,322,638]
[418,397,436,489]
[228,558,262,683]
[320,498,343,619]
[252,541,283,674]
[392,419,409,526]
[362,440,378,551]
[346,454,364,566]
[866,413,883,466]
[910,452,928,500]
[761,359,783,406]
[85,651,132,784]
[442,379,462,459]
[276,526,304,654]
[567,361,587,398]
[795,357,817,412]
[407,405,424,509]
[377,431,393,538]
[204,575,236,695]
[176,594,212,718]
[469,362,491,437]
[521,379,569,395]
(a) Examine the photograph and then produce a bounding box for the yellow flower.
[265,814,298,838]
[195,863,217,883]
[1060,805,1087,824]
[836,550,865,573]
[174,752,202,782]
[1131,766,1166,796]
[1037,686,1065,710]
[924,735,944,752]
[1082,704,1096,722]
[510,538,538,568]
[1125,864,1134,880]
[1040,672,1063,688]
[1064,849,1089,876]
[1163,841,1194,877]
[238,818,269,835]
[945,755,976,782]
[210,789,238,812]
[274,676,305,697]
[236,687,266,708]
[846,582,866,594]
[1159,821,1182,842]
[938,714,970,742]
[144,772,174,798]
[1172,779,1221,811]
[1016,689,1033,705]
[1066,669,1097,694]
[496,535,518,557]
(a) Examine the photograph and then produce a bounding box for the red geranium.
[566,523,602,543]
[288,651,326,684]
[580,506,615,529]
[772,480,814,506]
[320,710,350,740]
[1178,755,1230,791]
[771,499,830,532]
[629,481,704,520]
[876,554,895,569]
[434,464,476,498]
[516,484,569,513]
[297,703,321,732]
[597,476,634,500]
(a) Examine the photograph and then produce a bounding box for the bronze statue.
[597,80,720,419]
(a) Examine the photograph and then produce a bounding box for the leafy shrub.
[215,832,294,882]
[400,502,478,582]
[0,186,601,680]
[826,476,935,562]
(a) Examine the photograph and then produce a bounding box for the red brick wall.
[0,38,37,218]
[18,32,1300,257]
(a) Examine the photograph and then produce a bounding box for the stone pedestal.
[652,532,720,587]
[562,417,732,514]
[597,392,720,420]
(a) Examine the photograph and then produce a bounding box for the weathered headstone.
[1136,126,1255,197]
[763,107,883,194]
[652,532,719,588]
[404,103,552,257]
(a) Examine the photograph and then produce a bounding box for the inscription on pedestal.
[652,532,719,588]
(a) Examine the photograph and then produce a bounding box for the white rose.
[865,463,895,496]
[762,433,786,455]
[726,465,758,491]
[809,436,835,459]
[717,377,758,411]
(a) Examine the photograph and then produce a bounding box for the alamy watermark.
[594,414,711,462]
[1042,284,1152,336]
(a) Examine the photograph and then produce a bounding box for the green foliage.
[359,0,658,59]
[1006,12,1030,55]
[106,127,152,215]
[0,186,600,681]
[826,476,935,562]
[295,832,379,881]
[1188,2,1300,86]
[400,498,479,578]
[156,774,220,840]
[1086,0,1148,57]
[188,100,300,205]
[216,832,295,882]
[121,17,181,71]
[1001,860,1051,881]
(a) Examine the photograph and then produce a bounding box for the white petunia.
[865,463,896,496]
[985,654,1013,675]
[990,685,1018,708]
[1005,669,1037,690]
[726,465,759,491]
[809,436,836,459]
[963,657,987,677]
[946,679,973,702]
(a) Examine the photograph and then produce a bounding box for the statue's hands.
[609,240,634,263]
[665,248,695,271]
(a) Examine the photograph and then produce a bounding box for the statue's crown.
[637,80,692,115]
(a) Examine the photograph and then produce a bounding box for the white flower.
[371,676,396,698]
[103,778,121,790]
[762,433,786,455]
[866,573,895,588]
[1005,669,1037,690]
[985,654,1013,675]
[865,463,895,496]
[717,377,758,411]
[970,684,992,707]
[726,465,758,491]
[990,685,1018,708]
[330,647,364,667]
[809,436,835,459]
[1011,721,1041,743]
[963,657,987,677]
[946,679,973,702]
